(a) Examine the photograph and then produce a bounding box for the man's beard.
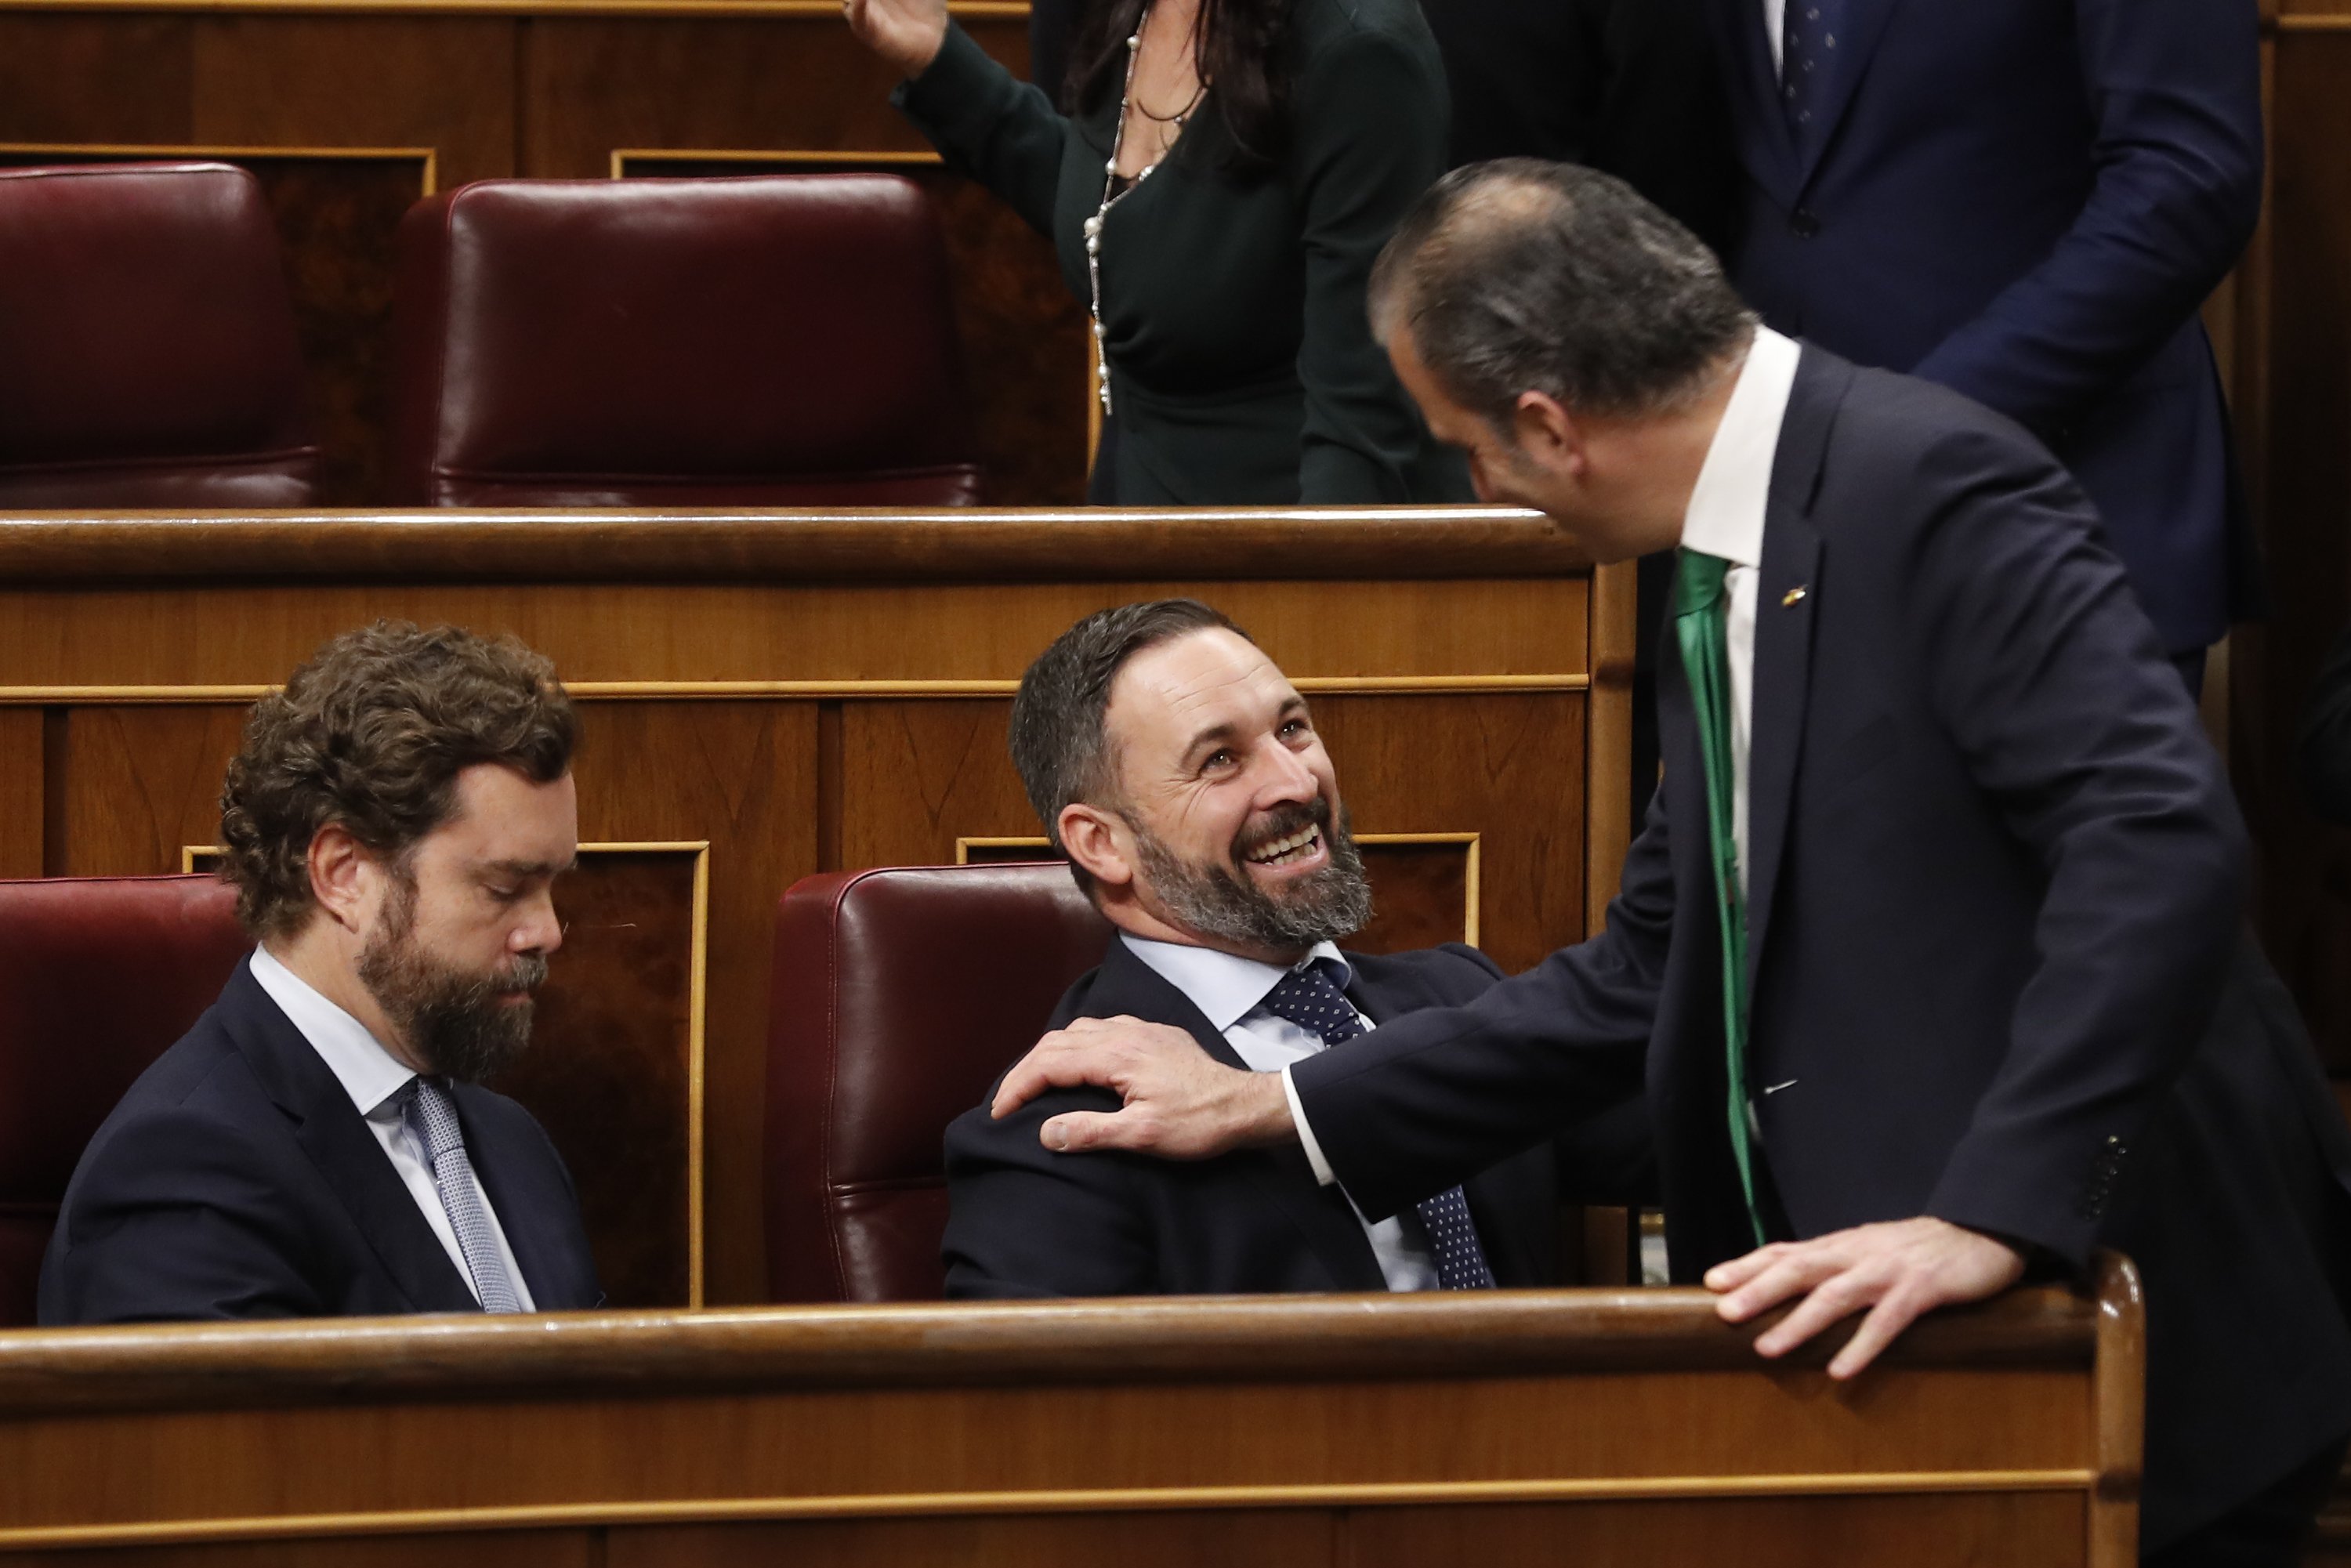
[1128,795,1375,953]
[356,875,548,1084]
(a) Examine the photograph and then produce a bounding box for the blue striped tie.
[400,1077,523,1313]
[1259,961,1498,1290]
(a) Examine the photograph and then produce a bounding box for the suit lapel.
[1743,349,1846,993]
[1705,0,1801,203]
[1793,0,1905,190]
[222,963,482,1313]
[1094,943,1389,1291]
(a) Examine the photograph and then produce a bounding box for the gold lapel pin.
[1782,586,1809,609]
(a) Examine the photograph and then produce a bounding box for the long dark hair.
[1062,0,1295,173]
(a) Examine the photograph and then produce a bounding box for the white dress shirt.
[248,946,535,1309]
[1120,932,1443,1291]
[1288,324,1804,1186]
[1765,0,1787,71]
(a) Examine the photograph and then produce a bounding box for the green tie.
[1673,549,1768,1250]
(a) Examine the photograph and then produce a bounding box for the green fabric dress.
[894,0,1473,504]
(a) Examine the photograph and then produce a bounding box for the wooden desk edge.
[0,1282,2117,1415]
[0,508,1596,585]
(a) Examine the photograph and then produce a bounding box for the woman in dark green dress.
[847,0,1469,504]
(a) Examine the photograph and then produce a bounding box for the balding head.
[1369,159,1755,434]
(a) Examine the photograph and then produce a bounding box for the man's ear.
[306,824,378,934]
[1511,389,1583,473]
[1057,802,1136,893]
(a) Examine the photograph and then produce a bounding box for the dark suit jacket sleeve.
[1910,422,2246,1265]
[1290,795,1672,1222]
[940,1082,1165,1297]
[1906,0,2262,433]
[1287,20,1455,502]
[2298,621,2351,826]
[894,20,1068,237]
[41,1103,324,1324]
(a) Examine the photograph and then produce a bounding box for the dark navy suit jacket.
[1707,0,2263,651]
[1291,346,2351,1547]
[38,958,602,1324]
[944,938,1651,1297]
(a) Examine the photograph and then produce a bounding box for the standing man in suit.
[1707,0,2264,692]
[989,164,2351,1562]
[944,599,1649,1297]
[41,621,602,1323]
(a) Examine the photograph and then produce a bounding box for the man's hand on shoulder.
[1704,1216,2027,1380]
[991,1015,1295,1160]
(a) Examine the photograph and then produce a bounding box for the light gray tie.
[400,1076,523,1313]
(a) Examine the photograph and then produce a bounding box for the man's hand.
[991,1015,1296,1160]
[1704,1217,2027,1380]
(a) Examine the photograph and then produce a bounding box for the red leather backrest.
[766,864,1111,1302]
[390,176,983,507]
[0,163,319,508]
[0,875,249,1325]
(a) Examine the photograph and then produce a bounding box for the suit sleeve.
[39,1104,325,1324]
[940,1083,1164,1297]
[1291,794,1672,1221]
[1287,24,1461,502]
[2298,621,2351,826]
[1906,0,2262,433]
[894,20,1070,236]
[1908,423,2245,1266]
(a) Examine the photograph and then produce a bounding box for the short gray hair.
[1009,599,1246,896]
[1368,158,1756,430]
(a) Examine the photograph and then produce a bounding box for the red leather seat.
[390,176,983,507]
[0,163,319,509]
[0,875,248,1325]
[766,864,1111,1302]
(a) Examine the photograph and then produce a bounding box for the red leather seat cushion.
[0,163,318,508]
[0,876,249,1325]
[766,864,1110,1302]
[392,176,983,507]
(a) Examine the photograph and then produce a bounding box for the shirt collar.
[248,945,418,1119]
[1678,325,1802,570]
[1119,932,1353,1033]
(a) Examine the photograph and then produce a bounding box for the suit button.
[1789,208,1820,239]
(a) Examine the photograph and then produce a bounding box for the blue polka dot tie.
[400,1076,523,1313]
[1259,961,1498,1291]
[1780,0,1849,147]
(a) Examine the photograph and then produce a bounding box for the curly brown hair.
[218,621,579,940]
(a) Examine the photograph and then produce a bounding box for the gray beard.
[356,876,547,1084]
[1128,801,1375,954]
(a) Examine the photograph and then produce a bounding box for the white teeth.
[1247,827,1321,865]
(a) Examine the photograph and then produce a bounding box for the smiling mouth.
[1244,825,1324,868]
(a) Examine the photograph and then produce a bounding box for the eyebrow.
[479,856,578,878]
[1176,695,1310,770]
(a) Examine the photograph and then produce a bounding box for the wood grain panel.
[839,701,1031,870]
[1313,693,1588,975]
[188,15,514,186]
[1343,1494,2085,1567]
[0,579,1585,687]
[0,709,43,879]
[55,707,248,876]
[53,1533,596,1568]
[609,1511,1334,1568]
[2245,30,2351,1075]
[521,14,1031,177]
[567,701,819,1303]
[618,152,1088,507]
[0,14,195,144]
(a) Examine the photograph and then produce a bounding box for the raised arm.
[882,14,1073,236]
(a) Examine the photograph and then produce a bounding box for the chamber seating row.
[0,162,981,509]
[0,863,1099,1324]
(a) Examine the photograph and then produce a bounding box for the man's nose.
[1254,740,1320,802]
[516,889,563,957]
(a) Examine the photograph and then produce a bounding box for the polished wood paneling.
[0,512,1616,1304]
[0,1269,2141,1563]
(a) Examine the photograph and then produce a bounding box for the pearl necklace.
[1084,18,1198,417]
